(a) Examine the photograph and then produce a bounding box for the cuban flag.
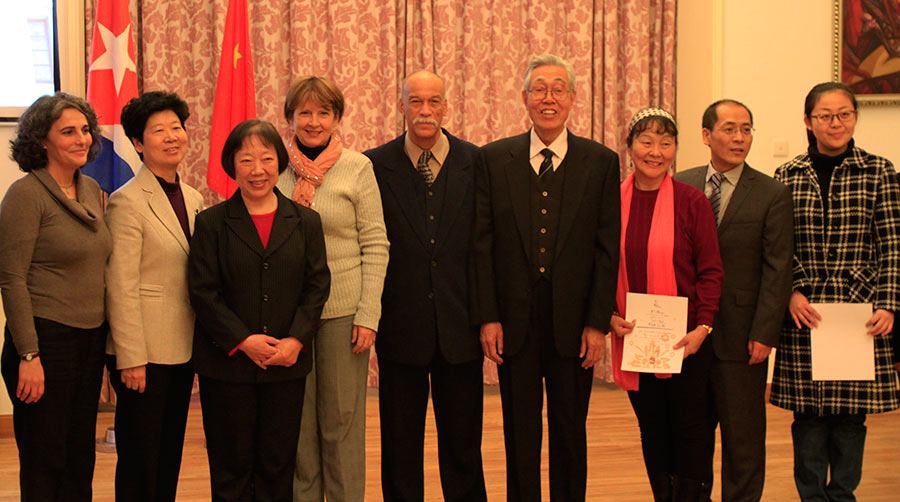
[81,0,140,194]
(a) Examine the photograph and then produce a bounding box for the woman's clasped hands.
[240,334,303,369]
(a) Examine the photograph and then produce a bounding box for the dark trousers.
[107,357,194,502]
[378,352,486,502]
[1,319,106,502]
[627,339,714,483]
[709,358,768,502]
[498,279,594,502]
[199,375,306,502]
[792,412,866,502]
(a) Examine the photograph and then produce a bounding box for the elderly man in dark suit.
[674,99,793,502]
[364,70,487,502]
[471,54,620,502]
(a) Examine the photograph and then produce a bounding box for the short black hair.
[221,119,289,179]
[10,93,102,172]
[626,115,678,148]
[120,91,190,160]
[701,99,753,130]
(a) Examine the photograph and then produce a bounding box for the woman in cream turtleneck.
[278,76,389,502]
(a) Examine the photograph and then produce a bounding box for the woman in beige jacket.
[104,91,204,501]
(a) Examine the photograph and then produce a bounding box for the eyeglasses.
[809,110,857,123]
[528,87,571,101]
[715,125,754,137]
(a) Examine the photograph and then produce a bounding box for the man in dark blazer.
[471,54,620,502]
[364,70,487,502]
[673,99,793,502]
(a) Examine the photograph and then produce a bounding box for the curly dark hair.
[9,93,102,172]
[221,119,289,179]
[120,91,190,160]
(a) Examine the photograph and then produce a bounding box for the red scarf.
[612,173,677,391]
[287,134,344,208]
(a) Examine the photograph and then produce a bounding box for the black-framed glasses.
[809,110,857,123]
[528,87,571,101]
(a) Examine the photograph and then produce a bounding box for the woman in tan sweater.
[277,76,389,502]
[0,93,112,501]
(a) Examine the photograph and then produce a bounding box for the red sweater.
[624,179,723,331]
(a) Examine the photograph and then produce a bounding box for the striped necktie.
[539,148,554,177]
[417,150,434,187]
[708,172,724,224]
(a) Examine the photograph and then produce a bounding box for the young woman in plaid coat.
[771,82,900,501]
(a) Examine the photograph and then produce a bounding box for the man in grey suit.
[673,99,793,502]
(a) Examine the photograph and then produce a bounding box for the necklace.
[59,180,76,198]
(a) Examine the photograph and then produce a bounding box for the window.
[0,0,58,119]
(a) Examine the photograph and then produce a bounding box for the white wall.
[675,0,719,171]
[676,0,899,382]
[678,0,899,176]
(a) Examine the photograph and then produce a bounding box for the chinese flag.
[207,0,257,198]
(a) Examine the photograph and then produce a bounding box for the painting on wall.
[834,0,900,104]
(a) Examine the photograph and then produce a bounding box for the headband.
[627,107,675,134]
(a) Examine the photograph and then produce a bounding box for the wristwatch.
[20,351,39,361]
[699,324,713,335]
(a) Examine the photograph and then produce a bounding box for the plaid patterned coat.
[770,145,900,415]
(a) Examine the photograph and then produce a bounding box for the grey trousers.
[294,315,370,502]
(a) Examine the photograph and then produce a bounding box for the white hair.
[523,54,576,91]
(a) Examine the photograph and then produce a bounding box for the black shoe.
[649,472,674,502]
[671,475,712,502]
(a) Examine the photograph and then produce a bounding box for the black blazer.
[470,131,620,358]
[364,130,482,366]
[674,164,793,360]
[188,189,330,382]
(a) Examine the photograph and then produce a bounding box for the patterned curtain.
[86,0,676,387]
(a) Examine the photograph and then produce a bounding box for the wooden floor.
[1,383,899,501]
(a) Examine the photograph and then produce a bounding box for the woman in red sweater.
[609,108,723,501]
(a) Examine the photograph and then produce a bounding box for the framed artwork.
[833,0,900,105]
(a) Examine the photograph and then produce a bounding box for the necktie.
[708,172,724,224]
[539,148,554,178]
[417,150,434,186]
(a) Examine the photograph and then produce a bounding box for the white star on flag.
[88,22,136,96]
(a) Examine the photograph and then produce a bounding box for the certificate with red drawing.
[621,292,687,374]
